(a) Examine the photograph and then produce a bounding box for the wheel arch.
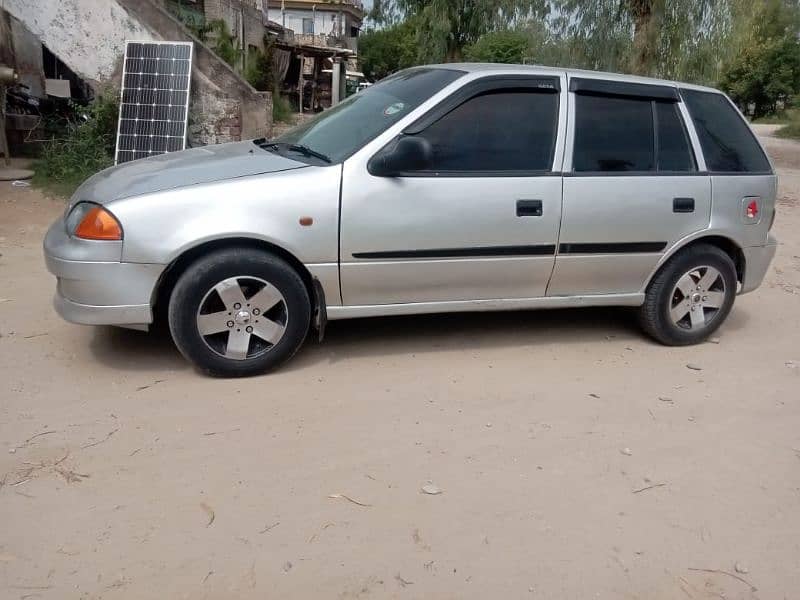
[151,237,317,327]
[643,234,745,292]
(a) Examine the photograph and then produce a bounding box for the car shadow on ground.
[289,306,642,370]
[88,306,649,374]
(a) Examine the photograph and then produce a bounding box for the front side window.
[273,68,464,164]
[681,89,771,173]
[412,90,560,172]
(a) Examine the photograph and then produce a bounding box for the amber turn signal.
[74,206,123,240]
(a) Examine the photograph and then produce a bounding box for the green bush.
[464,30,532,64]
[775,109,800,140]
[272,91,294,123]
[358,20,419,81]
[33,92,119,197]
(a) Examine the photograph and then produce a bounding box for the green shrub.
[32,92,119,197]
[775,109,800,140]
[272,92,294,123]
[207,19,240,69]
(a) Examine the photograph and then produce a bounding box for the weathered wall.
[1,13,46,97]
[204,0,265,51]
[3,0,154,85]
[3,0,272,145]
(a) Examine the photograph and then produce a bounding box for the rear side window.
[681,89,771,173]
[573,95,654,172]
[573,93,696,173]
[416,90,559,172]
[656,102,696,171]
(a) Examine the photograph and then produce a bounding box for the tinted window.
[656,102,695,171]
[681,89,771,173]
[416,90,559,172]
[275,68,464,163]
[574,95,654,172]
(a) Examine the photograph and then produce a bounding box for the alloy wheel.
[196,276,288,360]
[669,266,727,331]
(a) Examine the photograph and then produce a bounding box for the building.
[264,0,363,51]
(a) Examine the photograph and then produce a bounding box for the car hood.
[71,141,307,206]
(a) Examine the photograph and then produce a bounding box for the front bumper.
[44,221,164,327]
[740,233,778,294]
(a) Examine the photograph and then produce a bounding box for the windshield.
[272,67,464,164]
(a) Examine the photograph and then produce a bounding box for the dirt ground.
[1,128,798,600]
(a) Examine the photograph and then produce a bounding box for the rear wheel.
[168,248,310,376]
[638,244,737,346]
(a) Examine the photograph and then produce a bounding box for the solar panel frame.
[115,40,194,164]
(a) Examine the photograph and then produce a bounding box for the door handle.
[673,197,695,213]
[517,199,543,217]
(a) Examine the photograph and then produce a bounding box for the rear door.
[339,73,567,306]
[548,77,711,296]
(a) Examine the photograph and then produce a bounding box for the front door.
[339,75,567,306]
[548,78,711,296]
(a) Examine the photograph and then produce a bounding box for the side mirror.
[368,135,432,177]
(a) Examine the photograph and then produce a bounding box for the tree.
[359,19,419,80]
[720,0,800,117]
[464,30,532,63]
[370,0,549,63]
[552,0,720,77]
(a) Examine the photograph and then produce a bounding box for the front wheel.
[638,244,737,346]
[168,248,310,376]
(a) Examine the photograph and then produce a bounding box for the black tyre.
[168,247,310,376]
[638,244,737,346]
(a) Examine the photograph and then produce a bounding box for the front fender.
[110,166,341,266]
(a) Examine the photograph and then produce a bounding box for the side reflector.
[74,206,123,240]
[746,200,759,220]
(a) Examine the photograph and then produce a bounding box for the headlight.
[66,202,123,240]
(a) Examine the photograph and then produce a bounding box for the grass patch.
[752,112,791,124]
[775,119,800,140]
[31,92,119,198]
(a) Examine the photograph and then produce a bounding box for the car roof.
[423,63,720,94]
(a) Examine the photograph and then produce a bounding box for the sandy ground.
[1,128,798,600]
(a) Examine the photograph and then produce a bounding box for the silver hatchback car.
[45,64,778,376]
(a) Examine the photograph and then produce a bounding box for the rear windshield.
[274,68,464,163]
[681,89,771,173]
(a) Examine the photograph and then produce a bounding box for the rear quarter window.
[681,89,771,173]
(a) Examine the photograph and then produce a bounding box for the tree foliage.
[463,29,532,63]
[551,0,729,80]
[370,0,549,62]
[359,19,419,80]
[720,0,800,117]
[362,0,800,118]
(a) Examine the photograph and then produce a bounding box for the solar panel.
[115,41,193,164]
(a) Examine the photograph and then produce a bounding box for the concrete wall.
[3,0,154,85]
[1,13,46,97]
[3,0,272,145]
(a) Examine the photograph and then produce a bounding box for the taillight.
[746,200,759,220]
